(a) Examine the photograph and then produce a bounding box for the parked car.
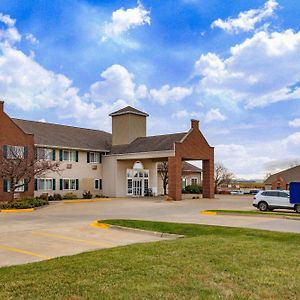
[249,189,260,195]
[253,190,300,213]
[230,190,244,195]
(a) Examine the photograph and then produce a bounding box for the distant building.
[265,165,300,190]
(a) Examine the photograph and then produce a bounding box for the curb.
[90,221,110,229]
[200,210,300,221]
[64,198,111,204]
[103,223,185,239]
[0,208,35,213]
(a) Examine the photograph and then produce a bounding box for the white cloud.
[150,84,193,105]
[25,33,39,44]
[0,13,16,27]
[194,29,300,108]
[211,0,278,34]
[0,13,21,45]
[172,110,189,118]
[89,64,147,105]
[102,1,150,42]
[282,132,300,147]
[204,108,226,123]
[289,118,300,128]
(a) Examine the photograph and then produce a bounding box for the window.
[37,148,53,160]
[191,178,198,186]
[63,179,76,190]
[127,179,133,195]
[6,145,25,159]
[94,179,102,190]
[38,179,53,191]
[5,179,25,192]
[62,150,77,162]
[279,192,289,198]
[89,152,101,163]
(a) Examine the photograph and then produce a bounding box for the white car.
[253,190,300,213]
[231,190,244,195]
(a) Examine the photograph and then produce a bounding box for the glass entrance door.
[133,179,143,196]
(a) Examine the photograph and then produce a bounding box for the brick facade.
[271,176,288,190]
[0,102,35,201]
[168,120,214,200]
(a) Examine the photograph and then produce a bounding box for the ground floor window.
[94,179,102,190]
[182,177,187,188]
[37,178,54,191]
[3,179,26,192]
[60,179,78,190]
[191,177,198,186]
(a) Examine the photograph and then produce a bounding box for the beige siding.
[34,150,103,198]
[112,114,146,145]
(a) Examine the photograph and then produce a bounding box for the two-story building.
[0,101,214,201]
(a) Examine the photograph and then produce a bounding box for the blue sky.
[0,0,300,179]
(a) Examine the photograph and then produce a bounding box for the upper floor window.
[37,148,53,160]
[87,152,101,163]
[4,145,25,159]
[60,150,78,162]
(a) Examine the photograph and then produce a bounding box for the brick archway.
[168,120,214,200]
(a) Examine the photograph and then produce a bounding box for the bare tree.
[0,146,61,202]
[214,162,234,193]
[158,161,168,195]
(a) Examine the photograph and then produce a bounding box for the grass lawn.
[0,220,299,300]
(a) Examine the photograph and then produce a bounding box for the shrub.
[48,195,54,201]
[53,193,63,200]
[184,185,202,194]
[82,191,93,199]
[38,194,48,200]
[0,197,49,209]
[95,194,109,198]
[63,193,78,200]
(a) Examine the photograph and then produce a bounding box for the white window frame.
[7,179,25,192]
[94,179,101,190]
[63,178,76,190]
[38,178,53,191]
[37,148,52,160]
[7,145,25,159]
[63,150,76,162]
[89,152,100,163]
[191,177,198,186]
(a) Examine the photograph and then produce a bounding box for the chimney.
[0,101,4,112]
[191,119,199,130]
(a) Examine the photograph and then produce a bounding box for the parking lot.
[1,194,300,267]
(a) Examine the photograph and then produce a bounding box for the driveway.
[1,195,299,267]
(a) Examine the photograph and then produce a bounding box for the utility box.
[289,182,300,204]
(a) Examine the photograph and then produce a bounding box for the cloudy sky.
[0,0,300,179]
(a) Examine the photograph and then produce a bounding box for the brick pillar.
[203,157,214,198]
[168,156,182,200]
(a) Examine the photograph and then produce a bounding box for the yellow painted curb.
[201,210,217,215]
[90,220,110,229]
[0,208,35,213]
[64,198,111,204]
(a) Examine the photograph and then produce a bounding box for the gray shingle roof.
[265,165,300,184]
[158,161,202,173]
[12,119,112,152]
[110,132,187,154]
[109,106,149,117]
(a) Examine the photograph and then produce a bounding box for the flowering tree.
[0,146,61,202]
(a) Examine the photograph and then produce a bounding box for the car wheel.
[295,205,300,213]
[258,201,268,212]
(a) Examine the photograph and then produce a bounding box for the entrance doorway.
[127,161,149,197]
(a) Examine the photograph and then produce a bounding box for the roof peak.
[109,106,149,117]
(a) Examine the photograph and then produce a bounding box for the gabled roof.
[109,106,149,117]
[158,161,202,173]
[265,165,300,184]
[110,132,187,155]
[12,119,112,152]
